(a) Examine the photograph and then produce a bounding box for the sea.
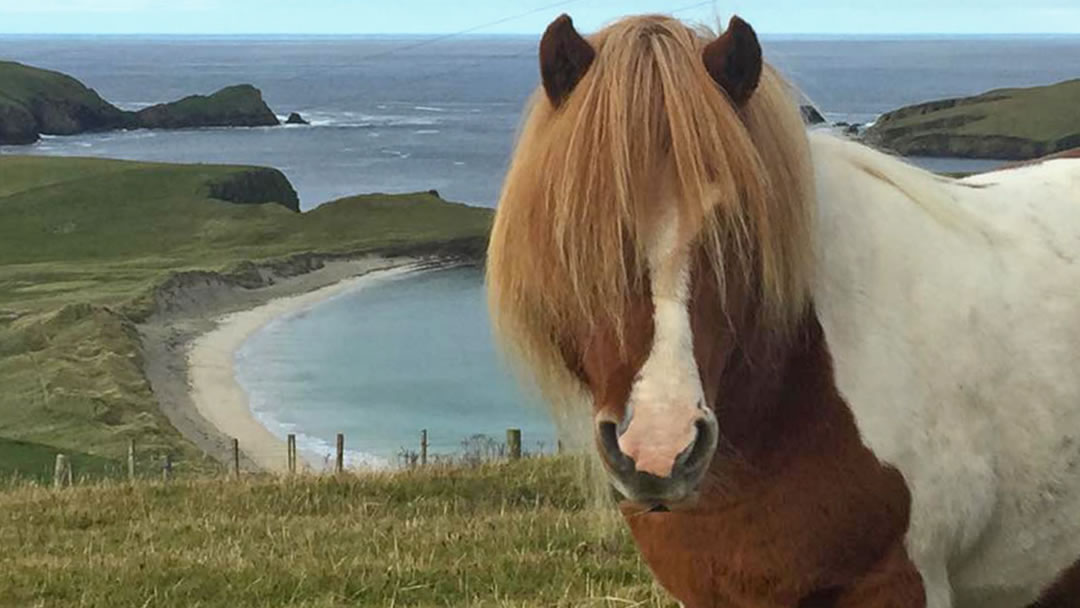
[3,33,1078,467]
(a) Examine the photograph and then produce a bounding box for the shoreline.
[188,263,424,472]
[140,255,453,473]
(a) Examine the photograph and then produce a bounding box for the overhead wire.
[349,0,724,64]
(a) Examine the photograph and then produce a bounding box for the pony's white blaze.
[812,132,1080,607]
[616,209,708,478]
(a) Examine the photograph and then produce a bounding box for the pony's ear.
[703,16,763,106]
[539,14,595,107]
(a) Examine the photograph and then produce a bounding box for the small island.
[0,61,282,145]
[864,78,1080,160]
[134,84,280,130]
[285,112,310,125]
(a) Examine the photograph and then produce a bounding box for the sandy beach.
[187,263,424,472]
[140,255,439,473]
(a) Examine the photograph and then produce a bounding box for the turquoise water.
[234,266,557,468]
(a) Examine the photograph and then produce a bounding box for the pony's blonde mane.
[487,15,814,410]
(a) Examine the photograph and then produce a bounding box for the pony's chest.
[621,448,912,606]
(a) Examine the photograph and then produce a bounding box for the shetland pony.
[486,13,1080,608]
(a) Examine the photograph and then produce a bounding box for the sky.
[1,0,1079,35]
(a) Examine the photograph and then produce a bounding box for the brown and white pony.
[486,13,1080,608]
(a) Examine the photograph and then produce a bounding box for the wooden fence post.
[231,438,240,479]
[127,439,136,481]
[335,433,344,474]
[287,434,297,474]
[420,429,428,466]
[507,428,522,461]
[53,454,72,489]
[162,454,172,482]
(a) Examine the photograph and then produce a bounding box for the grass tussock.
[0,456,674,607]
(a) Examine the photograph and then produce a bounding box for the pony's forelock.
[487,14,814,413]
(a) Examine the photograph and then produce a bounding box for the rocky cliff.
[0,61,130,144]
[0,61,281,145]
[864,79,1080,160]
[204,167,300,212]
[135,85,279,129]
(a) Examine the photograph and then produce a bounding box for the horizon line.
[3,31,1080,37]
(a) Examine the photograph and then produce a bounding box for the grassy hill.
[0,60,129,144]
[0,156,492,478]
[0,456,674,607]
[864,78,1080,159]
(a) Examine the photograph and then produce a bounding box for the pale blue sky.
[1,0,1079,35]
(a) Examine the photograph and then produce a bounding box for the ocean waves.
[296,108,453,129]
[251,406,392,471]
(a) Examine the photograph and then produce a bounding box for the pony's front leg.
[830,542,930,608]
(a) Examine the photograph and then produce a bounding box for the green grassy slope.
[0,62,121,117]
[0,457,673,607]
[0,303,205,476]
[0,437,118,481]
[0,156,492,477]
[0,156,491,313]
[864,79,1080,159]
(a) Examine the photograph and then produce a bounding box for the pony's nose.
[596,407,718,503]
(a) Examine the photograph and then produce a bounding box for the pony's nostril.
[674,417,717,472]
[597,420,634,473]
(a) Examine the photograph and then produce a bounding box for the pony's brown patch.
[1021,147,1080,164]
[1053,148,1080,160]
[1032,558,1080,607]
[623,277,924,605]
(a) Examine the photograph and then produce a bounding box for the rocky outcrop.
[0,61,282,145]
[0,60,131,144]
[835,121,863,136]
[0,101,39,145]
[864,79,1080,160]
[134,85,279,129]
[285,112,309,125]
[204,167,300,212]
[800,105,826,125]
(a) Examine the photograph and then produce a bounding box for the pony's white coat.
[811,132,1080,607]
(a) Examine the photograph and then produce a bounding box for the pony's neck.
[703,306,845,483]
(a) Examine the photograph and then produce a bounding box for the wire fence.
[38,427,563,489]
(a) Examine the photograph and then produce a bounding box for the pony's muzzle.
[596,407,718,505]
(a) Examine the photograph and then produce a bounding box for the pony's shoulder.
[957,157,1080,241]
[808,130,980,225]
[807,130,941,185]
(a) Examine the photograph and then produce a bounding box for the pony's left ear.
[703,16,763,106]
[539,14,595,107]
